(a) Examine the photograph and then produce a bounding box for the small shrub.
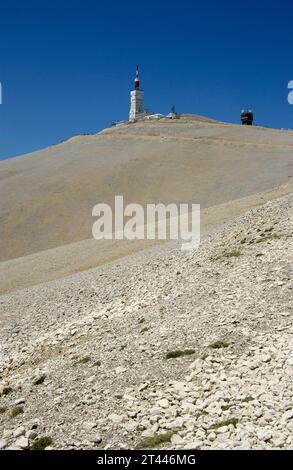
[33,374,46,386]
[136,431,174,449]
[256,234,281,244]
[208,341,229,349]
[2,387,13,396]
[242,396,254,403]
[0,406,7,414]
[224,251,241,258]
[166,349,195,359]
[31,436,53,450]
[11,406,24,418]
[195,410,209,418]
[211,251,241,261]
[140,327,149,333]
[211,418,238,429]
[73,356,91,366]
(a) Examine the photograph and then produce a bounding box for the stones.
[92,435,102,444]
[3,430,13,439]
[261,354,271,363]
[138,383,148,392]
[149,406,162,416]
[0,439,7,450]
[108,414,123,424]
[127,411,138,418]
[115,367,127,375]
[207,432,217,442]
[157,399,169,409]
[0,192,292,451]
[141,429,154,438]
[124,421,137,432]
[254,409,263,419]
[183,440,202,450]
[171,434,184,445]
[286,421,293,433]
[256,430,272,442]
[215,425,229,434]
[14,398,26,405]
[168,417,185,429]
[282,410,293,422]
[14,436,29,449]
[26,430,38,439]
[123,393,135,401]
[181,402,196,414]
[82,421,97,431]
[29,419,41,429]
[272,435,286,448]
[13,426,25,438]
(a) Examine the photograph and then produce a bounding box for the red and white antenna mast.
[134,65,140,89]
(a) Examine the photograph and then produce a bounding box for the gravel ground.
[0,192,292,450]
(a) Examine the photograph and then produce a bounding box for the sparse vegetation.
[211,418,239,429]
[33,374,46,386]
[195,410,209,418]
[223,251,241,258]
[242,395,254,403]
[166,349,195,359]
[119,344,127,351]
[73,356,91,366]
[0,406,7,414]
[140,327,149,333]
[31,436,53,450]
[211,251,241,261]
[136,431,174,449]
[222,403,234,411]
[208,341,229,349]
[256,234,281,244]
[11,406,24,418]
[2,386,13,396]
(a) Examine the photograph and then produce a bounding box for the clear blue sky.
[1,0,293,160]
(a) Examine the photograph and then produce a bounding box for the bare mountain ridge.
[0,115,292,263]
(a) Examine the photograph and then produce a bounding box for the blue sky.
[0,0,293,160]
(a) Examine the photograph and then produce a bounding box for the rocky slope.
[0,191,292,450]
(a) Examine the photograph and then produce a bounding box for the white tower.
[129,65,144,121]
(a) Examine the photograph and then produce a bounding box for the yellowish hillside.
[0,115,292,263]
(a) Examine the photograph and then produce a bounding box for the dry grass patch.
[166,349,195,359]
[136,432,174,449]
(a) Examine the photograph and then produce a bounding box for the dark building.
[241,110,254,126]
